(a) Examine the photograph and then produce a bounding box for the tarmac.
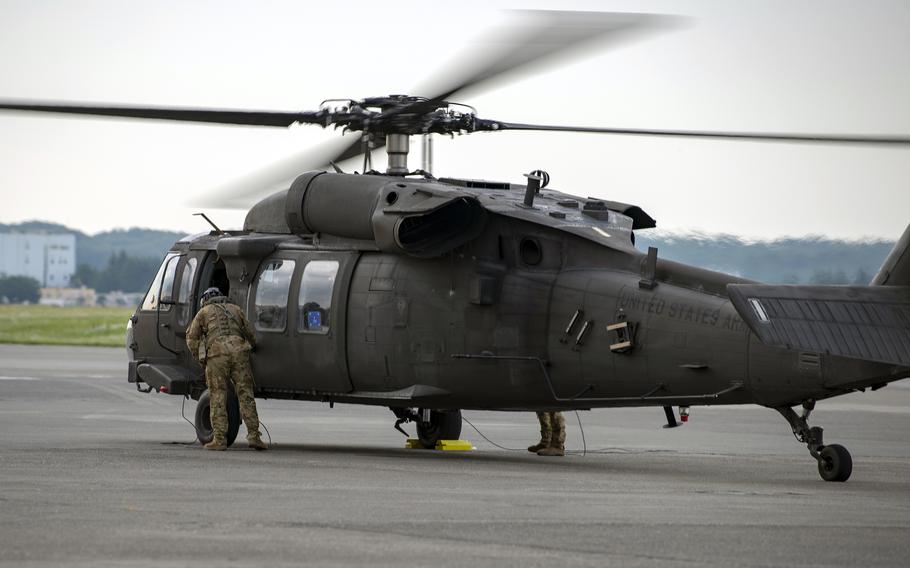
[1,343,909,567]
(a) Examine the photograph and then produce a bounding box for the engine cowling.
[243,172,487,258]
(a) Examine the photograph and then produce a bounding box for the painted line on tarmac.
[42,373,121,379]
[65,375,171,407]
[80,413,177,423]
[0,376,42,381]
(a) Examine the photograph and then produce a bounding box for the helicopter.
[1,10,908,482]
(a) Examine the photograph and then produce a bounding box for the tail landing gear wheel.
[416,409,462,449]
[194,389,241,447]
[776,404,854,482]
[817,444,852,482]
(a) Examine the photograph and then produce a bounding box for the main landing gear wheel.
[194,389,241,447]
[775,402,852,482]
[817,444,853,482]
[416,409,463,449]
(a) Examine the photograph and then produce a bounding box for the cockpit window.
[297,260,339,334]
[254,259,295,331]
[176,257,197,327]
[141,252,179,311]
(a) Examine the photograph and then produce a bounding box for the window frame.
[141,252,180,312]
[251,257,297,333]
[296,259,340,335]
[176,257,198,327]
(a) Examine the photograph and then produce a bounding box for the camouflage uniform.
[529,411,566,456]
[186,295,265,449]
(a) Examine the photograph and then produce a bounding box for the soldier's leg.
[528,411,552,453]
[231,352,266,449]
[537,411,566,457]
[204,356,229,449]
[551,412,567,447]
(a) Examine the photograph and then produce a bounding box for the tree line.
[71,251,161,293]
[1,251,161,303]
[638,233,891,284]
[0,276,41,303]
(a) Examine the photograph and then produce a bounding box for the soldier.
[528,411,566,457]
[186,286,268,451]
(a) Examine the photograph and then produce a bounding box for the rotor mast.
[384,133,433,176]
[385,133,410,175]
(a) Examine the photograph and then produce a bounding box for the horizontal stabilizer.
[728,284,910,367]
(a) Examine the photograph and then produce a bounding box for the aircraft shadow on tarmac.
[152,438,850,486]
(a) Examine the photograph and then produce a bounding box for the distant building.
[0,233,76,287]
[40,286,96,307]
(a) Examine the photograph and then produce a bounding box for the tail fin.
[872,223,910,285]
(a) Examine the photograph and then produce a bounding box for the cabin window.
[253,259,296,331]
[176,257,197,327]
[298,260,339,334]
[159,256,181,307]
[141,252,179,311]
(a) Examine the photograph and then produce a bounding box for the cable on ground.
[573,410,586,457]
[160,395,202,446]
[462,416,524,451]
[260,419,273,449]
[464,412,595,456]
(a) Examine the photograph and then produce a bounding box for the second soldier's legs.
[528,411,552,453]
[537,411,566,457]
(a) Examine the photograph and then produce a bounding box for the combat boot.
[248,435,268,451]
[537,443,565,457]
[204,438,227,451]
[527,434,550,453]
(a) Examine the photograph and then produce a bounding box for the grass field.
[0,305,133,347]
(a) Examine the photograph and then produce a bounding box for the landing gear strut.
[390,407,463,449]
[775,401,852,482]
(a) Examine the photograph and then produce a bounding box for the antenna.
[193,212,223,234]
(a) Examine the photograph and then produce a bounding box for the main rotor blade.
[1,10,681,208]
[200,9,679,205]
[189,134,374,209]
[492,122,910,146]
[411,10,681,106]
[0,101,324,127]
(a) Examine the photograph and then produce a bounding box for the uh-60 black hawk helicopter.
[3,11,909,482]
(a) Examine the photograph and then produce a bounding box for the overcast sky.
[0,0,908,240]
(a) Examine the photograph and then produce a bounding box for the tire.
[817,444,852,482]
[416,409,462,449]
[194,389,241,447]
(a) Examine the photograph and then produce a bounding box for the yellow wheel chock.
[405,438,474,451]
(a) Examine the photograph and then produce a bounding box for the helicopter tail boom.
[727,283,910,369]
